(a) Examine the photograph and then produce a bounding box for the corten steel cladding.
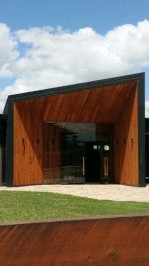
[0,215,149,265]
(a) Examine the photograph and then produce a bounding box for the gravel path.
[0,184,149,203]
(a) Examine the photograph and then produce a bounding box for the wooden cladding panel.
[15,82,137,124]
[43,83,136,123]
[0,215,149,265]
[13,104,43,186]
[114,86,138,185]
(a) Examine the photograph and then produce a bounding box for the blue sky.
[0,0,148,33]
[0,0,149,114]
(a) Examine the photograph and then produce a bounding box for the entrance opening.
[43,122,114,184]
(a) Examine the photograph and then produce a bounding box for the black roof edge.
[4,72,145,109]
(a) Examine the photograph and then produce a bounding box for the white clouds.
[0,23,19,77]
[0,21,149,114]
[106,20,149,67]
[145,101,149,117]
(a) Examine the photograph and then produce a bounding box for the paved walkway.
[0,184,149,203]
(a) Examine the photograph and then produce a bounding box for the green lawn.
[0,191,149,222]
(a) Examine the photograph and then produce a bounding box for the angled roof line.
[3,72,144,114]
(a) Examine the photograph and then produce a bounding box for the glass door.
[61,132,84,183]
[85,139,110,183]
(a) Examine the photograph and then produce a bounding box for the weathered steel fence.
[0,215,149,265]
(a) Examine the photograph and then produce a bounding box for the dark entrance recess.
[43,122,114,184]
[85,139,110,183]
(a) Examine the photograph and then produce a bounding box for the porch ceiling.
[14,81,137,123]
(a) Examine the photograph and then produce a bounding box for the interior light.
[104,145,109,151]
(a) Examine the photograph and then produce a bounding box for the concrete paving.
[0,184,149,203]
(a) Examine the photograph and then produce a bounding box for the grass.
[0,191,149,223]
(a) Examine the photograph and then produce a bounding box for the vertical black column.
[5,100,14,187]
[138,73,146,186]
[0,114,7,185]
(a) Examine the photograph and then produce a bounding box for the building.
[0,73,146,186]
[145,118,149,181]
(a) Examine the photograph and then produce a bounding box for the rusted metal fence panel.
[0,215,149,266]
